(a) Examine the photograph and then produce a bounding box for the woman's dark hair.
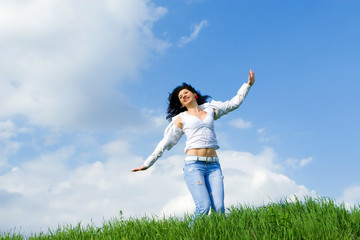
[166,83,211,121]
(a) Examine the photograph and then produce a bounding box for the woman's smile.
[178,89,195,106]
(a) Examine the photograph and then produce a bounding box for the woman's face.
[178,88,197,107]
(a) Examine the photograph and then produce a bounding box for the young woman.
[132,70,255,219]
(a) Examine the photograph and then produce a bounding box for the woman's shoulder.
[172,113,184,129]
[200,102,217,113]
[171,112,186,122]
[199,102,211,109]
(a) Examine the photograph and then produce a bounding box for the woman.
[132,69,255,219]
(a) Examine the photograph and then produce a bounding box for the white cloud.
[161,148,316,215]
[0,144,317,234]
[0,120,25,167]
[0,120,17,140]
[285,157,313,168]
[0,0,169,129]
[218,149,315,205]
[178,20,209,47]
[0,141,20,167]
[228,118,253,129]
[339,185,360,209]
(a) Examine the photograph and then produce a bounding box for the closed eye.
[179,90,188,99]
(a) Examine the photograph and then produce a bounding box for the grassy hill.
[2,197,360,239]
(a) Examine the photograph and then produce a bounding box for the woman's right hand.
[131,165,148,172]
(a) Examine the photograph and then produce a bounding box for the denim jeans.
[183,159,225,219]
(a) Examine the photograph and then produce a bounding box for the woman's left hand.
[248,69,255,86]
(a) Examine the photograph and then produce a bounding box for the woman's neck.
[186,105,201,114]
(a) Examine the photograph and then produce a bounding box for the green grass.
[2,197,360,239]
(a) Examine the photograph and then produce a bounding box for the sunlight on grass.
[1,197,360,239]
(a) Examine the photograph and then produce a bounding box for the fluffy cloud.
[0,0,168,129]
[0,0,173,232]
[0,120,29,167]
[0,120,17,139]
[161,148,316,216]
[339,185,360,209]
[0,144,317,234]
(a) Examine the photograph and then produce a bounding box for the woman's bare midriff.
[186,148,217,157]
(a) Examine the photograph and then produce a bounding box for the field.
[2,197,360,239]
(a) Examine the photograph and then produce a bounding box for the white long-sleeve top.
[181,106,219,153]
[143,83,251,168]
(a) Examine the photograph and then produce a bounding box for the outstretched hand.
[248,69,255,86]
[131,165,148,172]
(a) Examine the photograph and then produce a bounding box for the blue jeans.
[183,159,225,218]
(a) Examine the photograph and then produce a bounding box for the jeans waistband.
[185,156,219,162]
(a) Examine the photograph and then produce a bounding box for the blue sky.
[0,0,359,234]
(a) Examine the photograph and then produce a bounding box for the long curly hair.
[166,83,211,121]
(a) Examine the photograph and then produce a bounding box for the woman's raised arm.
[209,69,255,120]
